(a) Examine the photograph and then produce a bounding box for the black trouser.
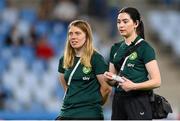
[111,91,152,120]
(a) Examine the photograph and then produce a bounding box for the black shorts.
[111,90,152,120]
[55,116,104,120]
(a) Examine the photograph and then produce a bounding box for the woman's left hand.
[119,77,137,92]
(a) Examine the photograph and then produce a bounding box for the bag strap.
[118,38,144,76]
[63,59,81,99]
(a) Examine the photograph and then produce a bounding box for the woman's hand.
[96,74,112,105]
[119,77,137,92]
[103,71,115,80]
[104,71,125,87]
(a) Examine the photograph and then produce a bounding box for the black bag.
[150,93,173,119]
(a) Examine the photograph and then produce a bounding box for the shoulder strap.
[119,39,144,76]
[124,38,143,58]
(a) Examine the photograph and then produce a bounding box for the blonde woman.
[57,20,111,120]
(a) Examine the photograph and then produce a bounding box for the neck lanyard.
[63,59,81,100]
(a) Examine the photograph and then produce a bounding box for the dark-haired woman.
[104,7,161,120]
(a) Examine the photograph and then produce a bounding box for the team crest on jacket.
[83,66,92,74]
[129,52,137,60]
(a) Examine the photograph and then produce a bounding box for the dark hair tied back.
[119,7,145,39]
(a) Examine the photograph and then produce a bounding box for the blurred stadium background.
[0,0,180,120]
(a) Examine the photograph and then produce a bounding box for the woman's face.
[68,26,86,49]
[117,12,137,38]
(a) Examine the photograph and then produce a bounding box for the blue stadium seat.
[19,8,37,24]
[34,20,50,37]
[0,0,6,12]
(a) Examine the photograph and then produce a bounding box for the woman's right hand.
[104,71,115,80]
